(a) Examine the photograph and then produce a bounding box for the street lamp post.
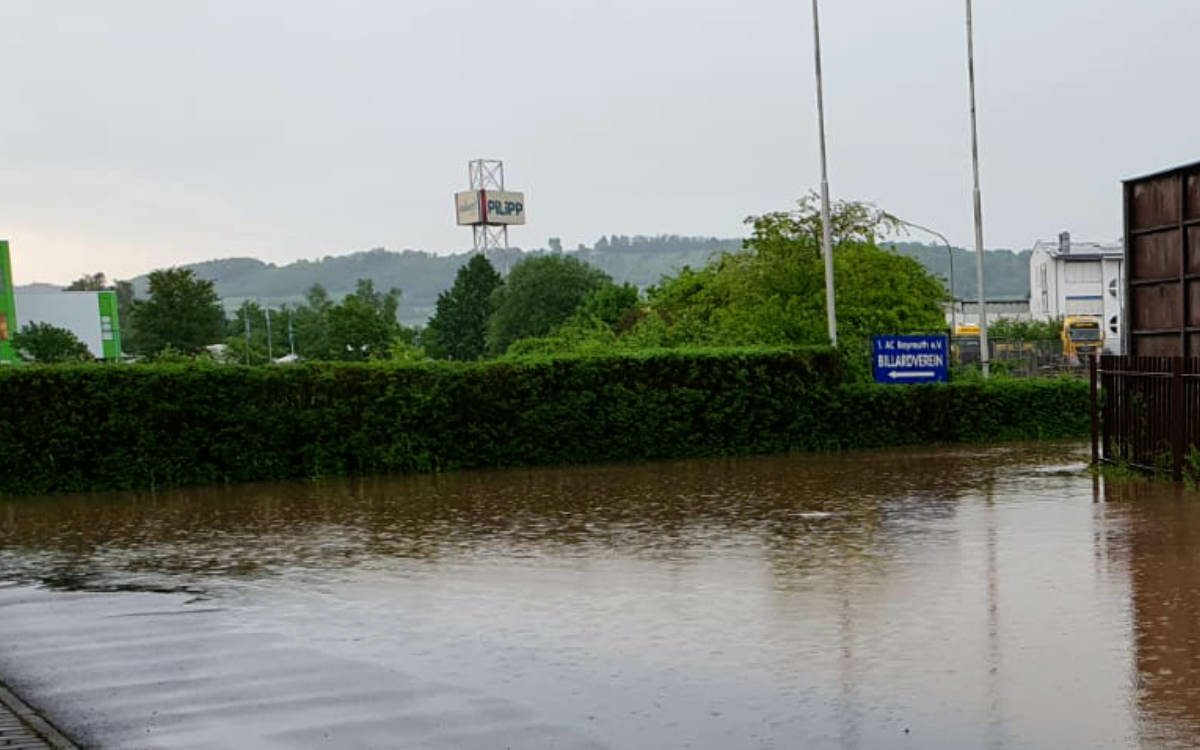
[890,217,956,334]
[965,0,990,377]
[811,0,838,347]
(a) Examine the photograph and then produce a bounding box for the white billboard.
[15,291,105,357]
[454,190,526,226]
[455,191,482,225]
[481,190,525,225]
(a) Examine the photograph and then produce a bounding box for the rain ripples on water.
[0,443,1197,749]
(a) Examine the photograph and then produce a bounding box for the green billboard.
[0,241,18,363]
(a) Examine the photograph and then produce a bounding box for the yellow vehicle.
[951,324,981,364]
[1062,316,1103,360]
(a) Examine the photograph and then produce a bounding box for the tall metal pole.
[812,0,838,347]
[264,307,273,362]
[965,0,989,377]
[243,311,251,366]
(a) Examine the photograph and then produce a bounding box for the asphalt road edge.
[0,680,81,750]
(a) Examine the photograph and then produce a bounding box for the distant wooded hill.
[885,242,1031,300]
[24,236,1032,326]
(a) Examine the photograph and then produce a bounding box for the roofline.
[1123,159,1200,184]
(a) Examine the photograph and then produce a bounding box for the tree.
[132,268,225,355]
[289,284,333,360]
[11,323,92,363]
[325,279,403,361]
[643,196,945,350]
[114,280,139,354]
[578,282,640,332]
[485,255,612,355]
[424,254,503,360]
[65,272,108,291]
[225,300,273,364]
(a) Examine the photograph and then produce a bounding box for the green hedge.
[0,348,1087,494]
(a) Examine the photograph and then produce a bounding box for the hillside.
[126,237,743,325]
[886,242,1031,299]
[27,236,1033,326]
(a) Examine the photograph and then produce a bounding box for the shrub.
[0,348,1087,494]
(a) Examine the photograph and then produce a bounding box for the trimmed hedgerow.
[0,347,1086,494]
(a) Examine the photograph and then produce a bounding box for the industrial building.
[1028,232,1124,353]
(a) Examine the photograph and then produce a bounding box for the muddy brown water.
[0,443,1196,749]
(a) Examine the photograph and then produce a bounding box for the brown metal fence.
[1092,354,1200,479]
[955,338,1080,377]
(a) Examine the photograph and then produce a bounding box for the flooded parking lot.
[1,443,1197,749]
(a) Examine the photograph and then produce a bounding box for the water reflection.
[1101,478,1200,748]
[4,443,1196,749]
[1,446,1048,592]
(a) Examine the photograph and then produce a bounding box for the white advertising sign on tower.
[454,190,526,226]
[481,191,526,225]
[455,191,482,225]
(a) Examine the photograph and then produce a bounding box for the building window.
[1064,262,1101,283]
[1065,297,1103,316]
[1040,265,1049,312]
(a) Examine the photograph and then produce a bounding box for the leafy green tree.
[225,300,273,364]
[506,315,618,356]
[326,279,402,361]
[11,322,92,363]
[132,268,225,355]
[644,197,944,350]
[65,272,108,291]
[486,255,612,355]
[504,281,642,356]
[290,284,333,360]
[390,325,426,361]
[114,280,139,354]
[424,254,503,360]
[579,282,640,332]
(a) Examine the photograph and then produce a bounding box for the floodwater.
[0,443,1197,749]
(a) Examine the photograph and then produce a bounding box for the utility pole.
[288,310,296,356]
[264,307,273,362]
[811,0,838,347]
[965,0,990,377]
[243,312,251,365]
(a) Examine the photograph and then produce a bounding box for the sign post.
[872,334,949,384]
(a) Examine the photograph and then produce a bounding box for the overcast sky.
[1,0,1197,284]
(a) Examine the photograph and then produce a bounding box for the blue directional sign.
[872,334,949,384]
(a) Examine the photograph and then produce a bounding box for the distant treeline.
[39,236,1028,326]
[886,242,1031,300]
[116,236,742,325]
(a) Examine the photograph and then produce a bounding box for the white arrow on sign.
[888,370,936,379]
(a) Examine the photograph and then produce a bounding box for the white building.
[946,298,1031,328]
[1028,232,1124,353]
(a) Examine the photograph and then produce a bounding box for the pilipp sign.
[454,190,526,226]
[872,334,949,384]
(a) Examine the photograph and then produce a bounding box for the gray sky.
[2,0,1197,284]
